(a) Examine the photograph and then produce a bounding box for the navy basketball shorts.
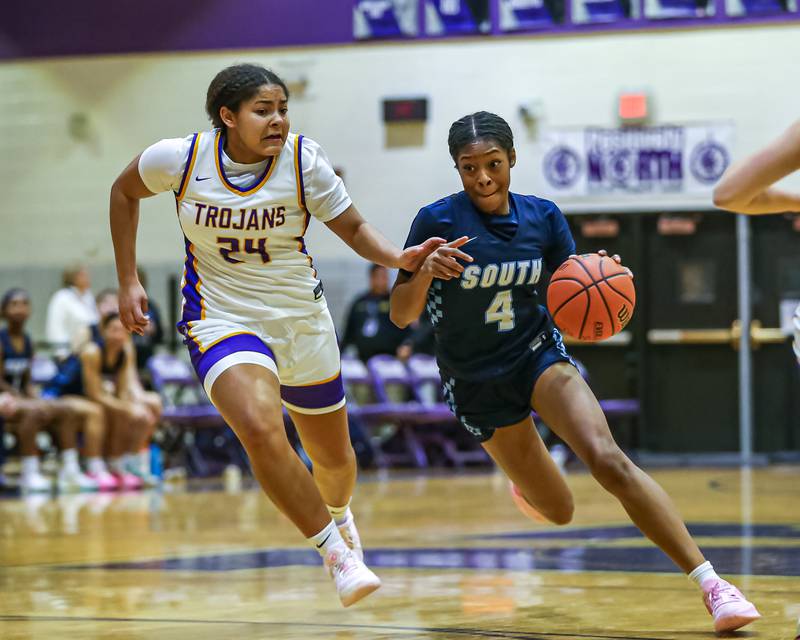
[441,327,575,442]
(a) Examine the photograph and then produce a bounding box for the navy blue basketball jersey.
[402,191,575,381]
[43,338,126,398]
[0,329,33,392]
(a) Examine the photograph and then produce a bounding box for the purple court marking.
[467,522,800,540]
[60,543,800,576]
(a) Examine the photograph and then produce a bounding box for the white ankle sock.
[327,500,352,526]
[109,457,125,474]
[61,449,81,474]
[87,457,107,474]
[21,456,39,477]
[308,519,346,556]
[689,561,720,589]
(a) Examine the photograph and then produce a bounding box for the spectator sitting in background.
[0,392,14,488]
[43,313,162,489]
[131,267,164,372]
[1,288,103,492]
[46,263,98,360]
[340,264,411,362]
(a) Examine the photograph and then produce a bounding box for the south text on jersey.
[460,258,543,290]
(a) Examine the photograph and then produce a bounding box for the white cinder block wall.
[1,25,798,338]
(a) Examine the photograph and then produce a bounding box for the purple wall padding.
[0,1,352,60]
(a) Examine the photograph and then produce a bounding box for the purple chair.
[406,354,490,467]
[147,354,248,476]
[363,355,430,468]
[340,355,397,423]
[148,354,225,428]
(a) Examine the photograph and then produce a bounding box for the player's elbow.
[390,309,411,329]
[389,302,413,329]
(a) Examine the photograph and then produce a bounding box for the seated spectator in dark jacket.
[340,265,410,362]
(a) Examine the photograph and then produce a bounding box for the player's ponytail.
[205,64,290,131]
[448,112,514,162]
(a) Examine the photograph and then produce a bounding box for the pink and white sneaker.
[338,512,364,562]
[87,471,120,491]
[111,472,143,491]
[702,578,761,633]
[509,481,546,523]
[324,544,380,608]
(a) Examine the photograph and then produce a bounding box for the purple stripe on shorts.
[281,373,345,410]
[184,332,275,384]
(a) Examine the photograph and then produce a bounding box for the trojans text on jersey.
[193,203,287,231]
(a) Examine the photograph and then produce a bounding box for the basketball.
[546,253,636,342]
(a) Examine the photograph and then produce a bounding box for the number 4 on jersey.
[485,289,515,332]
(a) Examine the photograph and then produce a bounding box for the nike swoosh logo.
[195,176,212,181]
[315,532,332,548]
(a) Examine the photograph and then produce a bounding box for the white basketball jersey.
[171,131,348,325]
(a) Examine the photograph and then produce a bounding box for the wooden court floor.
[1,466,798,639]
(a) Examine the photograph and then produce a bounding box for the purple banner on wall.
[0,0,352,60]
[1,0,797,60]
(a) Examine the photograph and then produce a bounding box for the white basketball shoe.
[324,543,380,607]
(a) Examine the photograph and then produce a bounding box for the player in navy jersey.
[391,111,759,633]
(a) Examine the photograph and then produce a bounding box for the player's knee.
[307,443,356,472]
[84,402,103,421]
[587,445,635,495]
[234,412,287,453]
[544,498,574,526]
[26,406,50,428]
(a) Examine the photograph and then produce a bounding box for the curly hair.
[205,64,290,130]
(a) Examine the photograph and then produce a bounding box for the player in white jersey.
[713,119,800,364]
[109,64,444,607]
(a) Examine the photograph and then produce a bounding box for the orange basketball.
[546,253,636,342]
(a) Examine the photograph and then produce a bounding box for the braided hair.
[447,111,514,162]
[205,64,290,130]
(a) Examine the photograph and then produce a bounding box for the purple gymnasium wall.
[0,1,351,60]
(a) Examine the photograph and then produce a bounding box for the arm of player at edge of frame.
[712,120,800,215]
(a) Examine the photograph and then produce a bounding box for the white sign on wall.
[539,123,734,198]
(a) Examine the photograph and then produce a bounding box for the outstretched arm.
[109,156,157,335]
[390,236,472,328]
[325,205,445,272]
[713,120,800,214]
